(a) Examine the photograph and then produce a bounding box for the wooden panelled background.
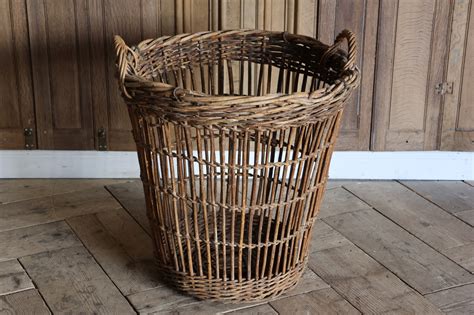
[0,0,473,151]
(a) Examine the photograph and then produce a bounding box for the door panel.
[372,0,450,150]
[441,0,474,150]
[0,0,35,149]
[27,0,94,149]
[318,0,378,150]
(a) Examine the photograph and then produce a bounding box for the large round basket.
[115,29,359,302]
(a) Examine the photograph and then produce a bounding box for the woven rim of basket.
[115,29,360,127]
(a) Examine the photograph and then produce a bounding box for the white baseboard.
[0,150,472,180]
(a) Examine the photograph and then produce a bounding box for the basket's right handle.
[114,35,137,99]
[321,29,357,71]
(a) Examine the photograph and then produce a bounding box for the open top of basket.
[115,29,359,128]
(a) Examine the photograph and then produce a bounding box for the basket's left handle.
[321,29,357,72]
[114,35,136,99]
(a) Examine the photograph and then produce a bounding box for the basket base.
[155,259,307,303]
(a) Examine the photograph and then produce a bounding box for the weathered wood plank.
[106,181,151,234]
[344,181,474,250]
[310,220,352,253]
[227,304,277,315]
[20,246,135,314]
[318,187,369,218]
[425,283,474,315]
[0,260,33,296]
[129,268,328,314]
[67,208,161,295]
[0,221,80,261]
[0,187,121,232]
[443,243,474,273]
[127,284,197,314]
[270,287,360,315]
[402,180,474,226]
[324,208,474,294]
[309,244,442,314]
[0,179,128,205]
[0,289,50,314]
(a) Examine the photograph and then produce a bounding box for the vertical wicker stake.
[115,29,359,302]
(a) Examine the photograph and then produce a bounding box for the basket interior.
[135,31,348,97]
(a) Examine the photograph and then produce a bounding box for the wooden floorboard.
[3,179,474,314]
[343,181,474,270]
[321,189,474,293]
[226,304,278,315]
[425,284,474,315]
[0,221,80,261]
[0,179,128,205]
[20,246,136,314]
[0,259,34,296]
[270,287,361,315]
[309,243,443,314]
[106,180,151,235]
[0,289,51,314]
[0,187,122,232]
[67,208,161,296]
[401,180,474,227]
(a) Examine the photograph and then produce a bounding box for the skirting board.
[0,150,472,180]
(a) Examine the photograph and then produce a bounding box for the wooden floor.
[1,179,473,314]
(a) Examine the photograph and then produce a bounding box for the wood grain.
[67,208,160,295]
[0,187,121,232]
[226,303,277,315]
[425,283,474,315]
[310,220,352,253]
[270,287,360,315]
[26,0,94,149]
[454,0,474,149]
[372,0,450,150]
[344,181,474,250]
[0,289,50,315]
[0,221,80,261]
[309,243,443,314]
[20,246,135,314]
[318,187,370,218]
[441,0,472,150]
[106,181,151,234]
[0,179,127,205]
[324,208,474,293]
[0,0,36,150]
[402,180,474,226]
[0,260,34,296]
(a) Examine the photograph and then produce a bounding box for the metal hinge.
[24,128,34,150]
[435,82,453,95]
[97,127,107,151]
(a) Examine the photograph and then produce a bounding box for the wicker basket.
[115,29,359,302]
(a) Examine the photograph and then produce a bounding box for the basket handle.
[114,35,137,99]
[321,29,357,71]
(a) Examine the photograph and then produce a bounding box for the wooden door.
[441,0,474,151]
[26,0,163,150]
[318,0,378,151]
[90,0,162,151]
[372,0,451,150]
[27,0,94,150]
[0,0,35,149]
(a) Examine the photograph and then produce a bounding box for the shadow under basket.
[115,29,360,302]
